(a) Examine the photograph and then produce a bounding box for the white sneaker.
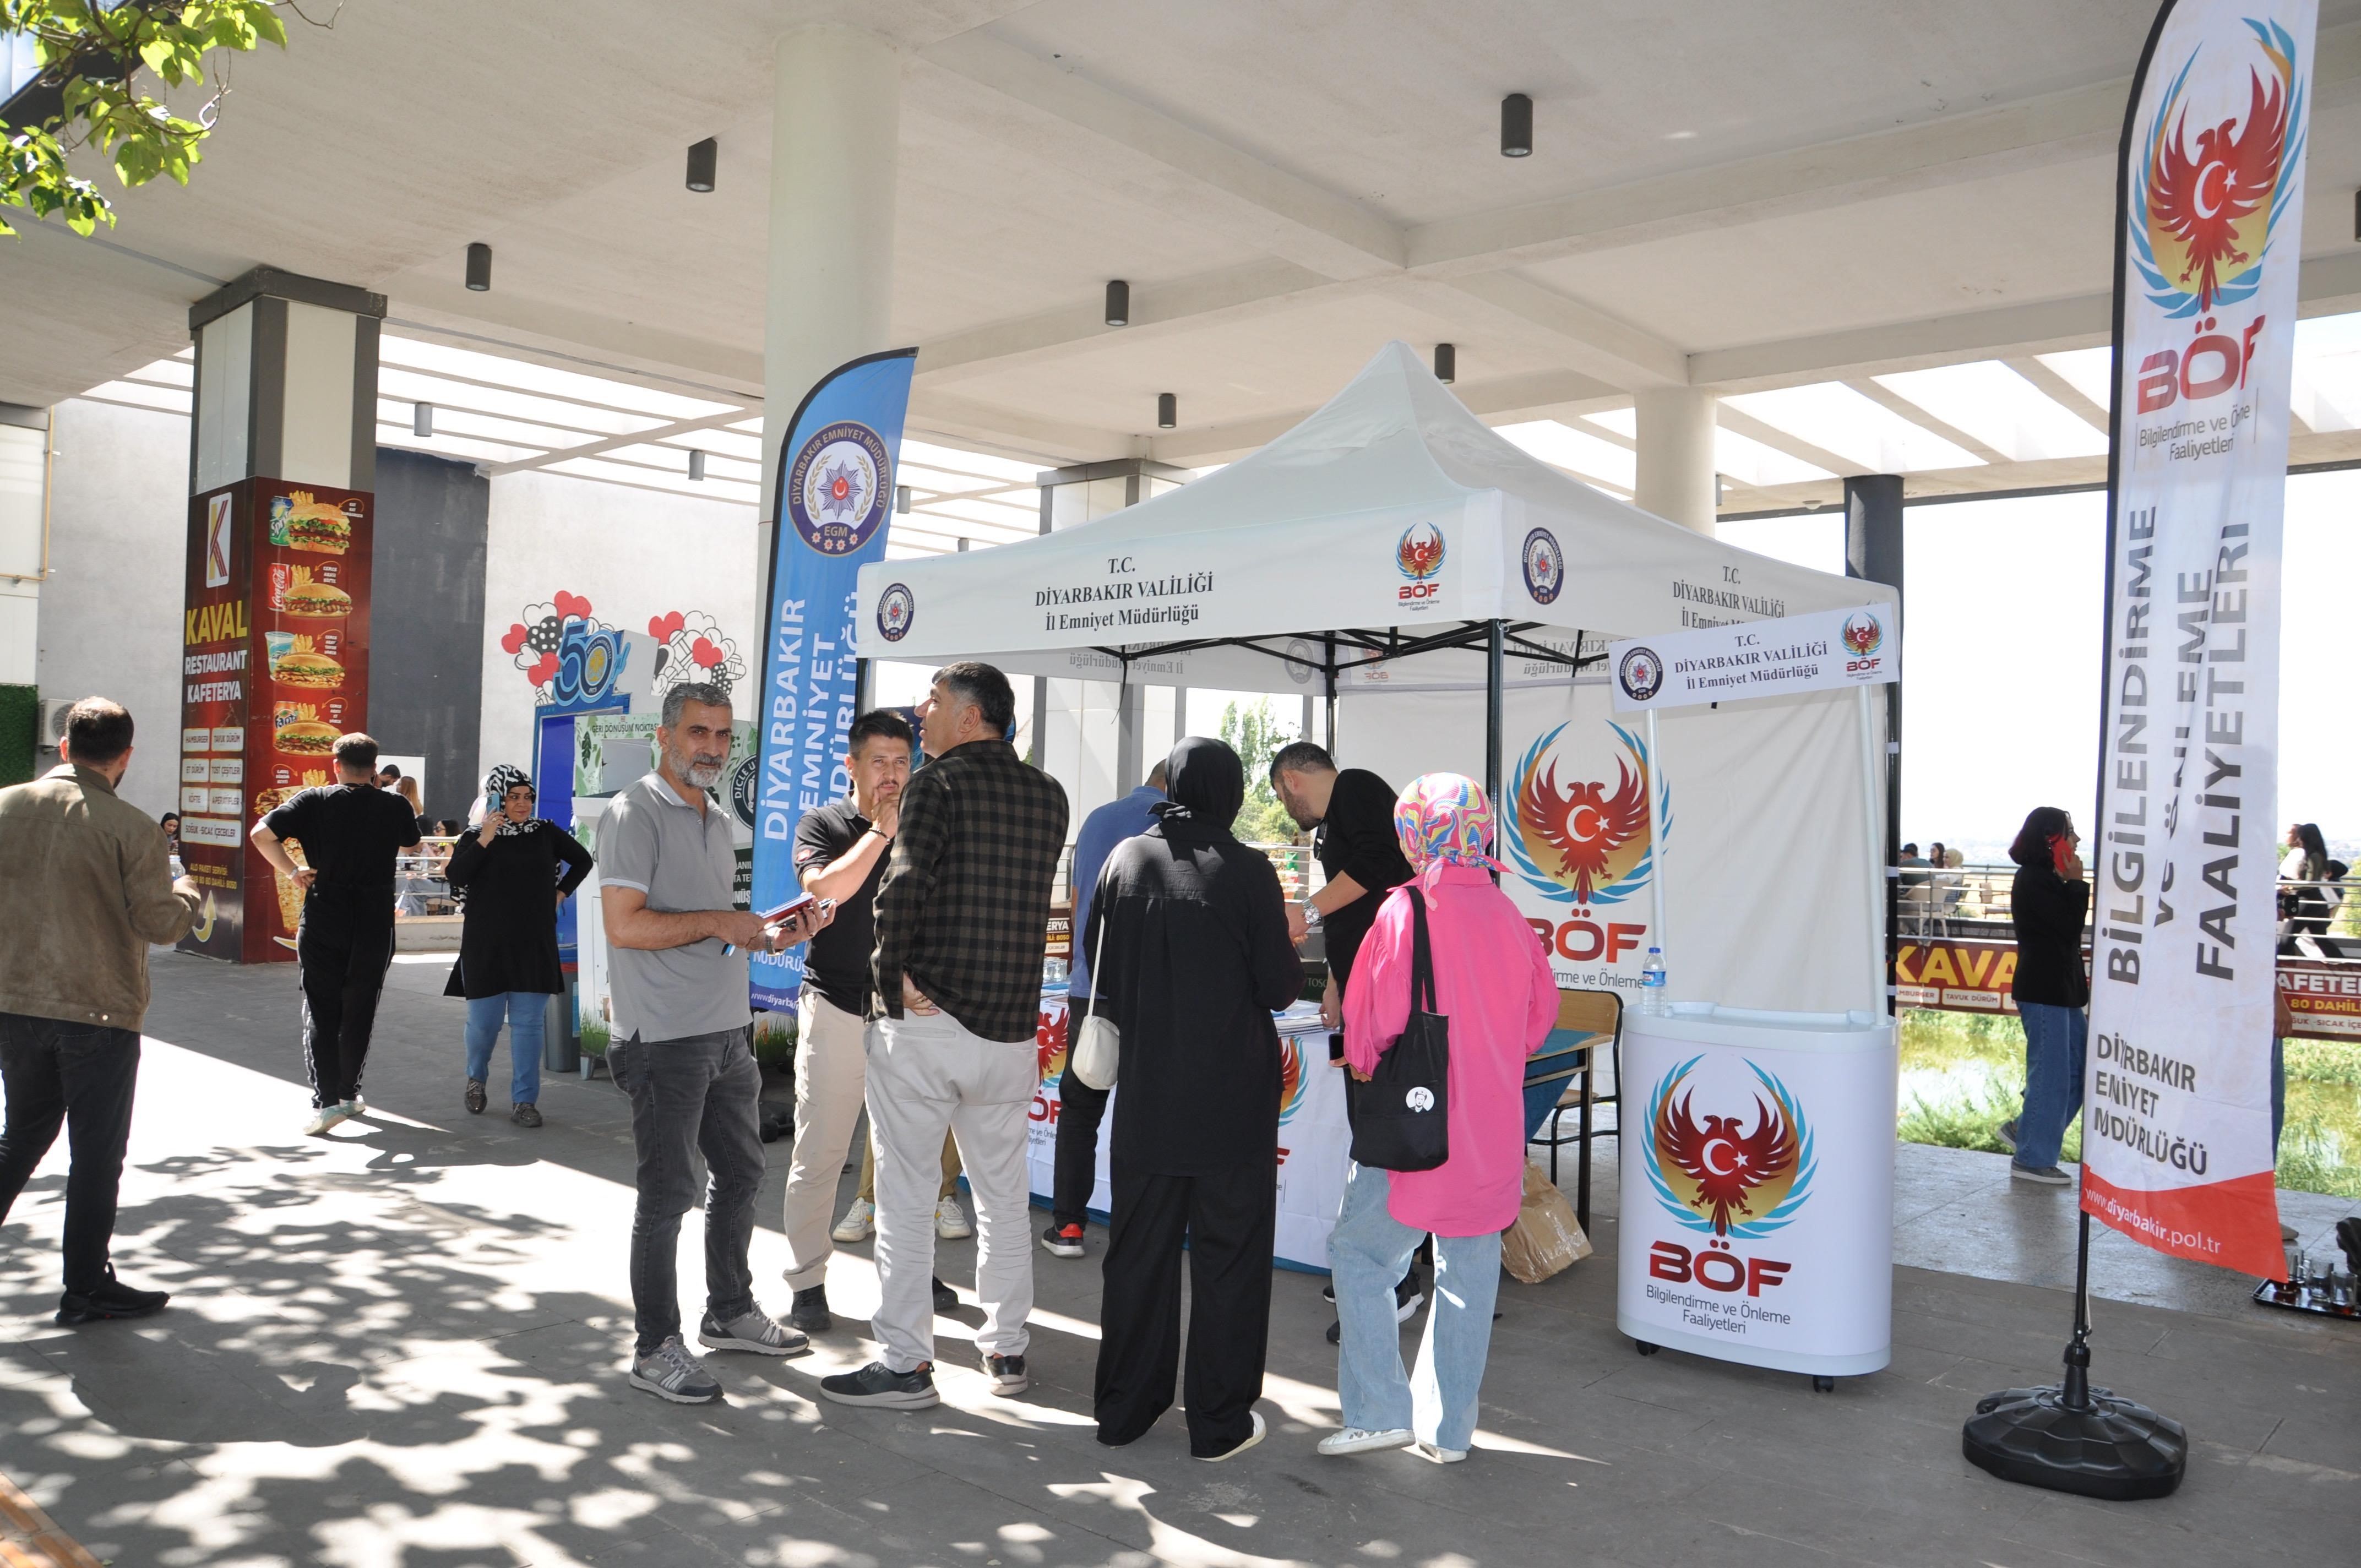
[303,1103,352,1136]
[1318,1426,1412,1456]
[346,1097,366,1118]
[935,1195,973,1240]
[1198,1409,1266,1462]
[831,1199,874,1243]
[1415,1441,1467,1464]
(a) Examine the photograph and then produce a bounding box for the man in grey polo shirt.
[601,682,832,1403]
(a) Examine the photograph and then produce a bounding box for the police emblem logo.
[1521,527,1564,605]
[1617,645,1663,703]
[786,420,892,556]
[877,582,915,643]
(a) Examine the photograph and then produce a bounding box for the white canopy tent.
[852,339,1895,807]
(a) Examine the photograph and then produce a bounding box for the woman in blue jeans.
[1999,806,2087,1183]
[444,765,594,1125]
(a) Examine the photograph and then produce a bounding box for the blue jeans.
[1329,1161,1500,1453]
[2016,1002,2086,1169]
[465,992,546,1106]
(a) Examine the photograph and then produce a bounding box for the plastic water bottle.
[1638,948,1667,1015]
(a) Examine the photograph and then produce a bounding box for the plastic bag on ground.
[1502,1160,1591,1284]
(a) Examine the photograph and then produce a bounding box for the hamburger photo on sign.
[274,702,339,760]
[271,490,356,555]
[268,633,344,690]
[273,564,352,618]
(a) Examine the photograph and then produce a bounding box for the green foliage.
[753,1011,797,1068]
[1895,1008,2361,1195]
[1218,698,1301,845]
[1,1,290,237]
[576,1017,609,1058]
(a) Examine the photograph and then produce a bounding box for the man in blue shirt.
[1042,759,1166,1259]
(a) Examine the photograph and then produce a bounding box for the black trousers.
[1095,1157,1275,1456]
[0,1013,142,1295]
[1052,1072,1111,1227]
[298,903,396,1108]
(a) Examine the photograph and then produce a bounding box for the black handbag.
[1346,888,1451,1172]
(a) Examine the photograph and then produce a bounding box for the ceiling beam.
[1843,378,2010,465]
[2003,355,2109,433]
[1713,405,1866,479]
[486,405,758,477]
[1441,272,1686,389]
[1149,366,1622,464]
[1694,249,2361,391]
[919,33,1403,281]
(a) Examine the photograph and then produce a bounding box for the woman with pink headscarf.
[1323,773,1557,1464]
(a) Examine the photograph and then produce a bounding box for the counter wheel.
[1633,1339,1658,1356]
[1811,1375,1836,1392]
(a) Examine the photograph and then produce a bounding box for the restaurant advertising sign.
[2085,0,2313,1278]
[177,478,373,963]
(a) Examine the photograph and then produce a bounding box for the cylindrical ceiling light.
[687,450,706,482]
[412,401,433,437]
[1434,343,1456,384]
[1501,93,1532,157]
[958,537,972,553]
[686,137,717,193]
[895,484,912,514]
[1157,392,1177,429]
[465,242,492,291]
[1105,279,1130,326]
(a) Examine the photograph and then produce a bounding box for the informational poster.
[749,349,916,1011]
[176,478,372,962]
[2083,0,2313,1278]
[1606,602,1897,713]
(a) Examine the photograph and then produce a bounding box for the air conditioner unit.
[36,696,74,752]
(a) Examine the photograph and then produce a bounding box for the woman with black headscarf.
[1999,805,2087,1184]
[443,765,594,1126]
[1083,736,1304,1461]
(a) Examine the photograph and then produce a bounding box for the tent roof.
[852,341,1890,675]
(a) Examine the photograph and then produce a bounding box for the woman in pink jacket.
[1324,773,1558,1463]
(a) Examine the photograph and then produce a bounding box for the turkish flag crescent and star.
[2084,0,2316,1279]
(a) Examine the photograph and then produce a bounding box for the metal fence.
[1893,864,2357,949]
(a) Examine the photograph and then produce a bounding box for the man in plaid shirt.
[821,662,1069,1409]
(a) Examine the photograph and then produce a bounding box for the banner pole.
[1485,619,1504,886]
[1855,682,1884,1014]
[1645,705,1666,971]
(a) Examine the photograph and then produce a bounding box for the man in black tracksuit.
[252,732,420,1134]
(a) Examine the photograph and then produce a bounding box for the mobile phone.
[1328,1030,1346,1065]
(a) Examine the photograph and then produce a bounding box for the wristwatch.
[1301,901,1323,931]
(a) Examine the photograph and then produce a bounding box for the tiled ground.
[0,951,2352,1567]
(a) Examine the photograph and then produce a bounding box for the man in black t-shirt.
[252,732,422,1136]
[1269,742,1414,1026]
[778,709,916,1333]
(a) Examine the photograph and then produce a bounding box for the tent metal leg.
[1484,618,1504,874]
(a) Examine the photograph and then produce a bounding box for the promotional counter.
[1030,989,1346,1271]
[1617,1004,1898,1384]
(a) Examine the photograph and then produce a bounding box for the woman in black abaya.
[1082,736,1304,1462]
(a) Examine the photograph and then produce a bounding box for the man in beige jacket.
[0,698,202,1325]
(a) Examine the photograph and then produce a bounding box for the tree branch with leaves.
[0,0,303,237]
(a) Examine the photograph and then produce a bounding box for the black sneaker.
[1042,1222,1086,1258]
[1395,1273,1424,1322]
[786,1284,832,1333]
[981,1351,1028,1393]
[465,1077,487,1114]
[56,1270,169,1326]
[932,1276,958,1312]
[512,1103,542,1128]
[820,1359,939,1409]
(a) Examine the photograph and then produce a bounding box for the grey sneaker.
[1995,1119,2018,1153]
[2011,1162,2070,1185]
[629,1335,721,1403]
[698,1305,809,1357]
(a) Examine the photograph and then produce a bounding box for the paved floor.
[0,951,2354,1567]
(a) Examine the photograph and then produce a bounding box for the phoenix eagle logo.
[2132,18,2306,318]
[1504,721,1670,907]
[1646,1057,1815,1239]
[1396,522,1446,581]
[1841,611,1883,658]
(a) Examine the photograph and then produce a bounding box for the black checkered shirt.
[872,738,1070,1042]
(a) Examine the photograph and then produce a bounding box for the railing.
[1053,840,1319,907]
[1891,865,2355,945]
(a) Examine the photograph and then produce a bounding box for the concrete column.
[1633,388,1718,533]
[758,26,901,551]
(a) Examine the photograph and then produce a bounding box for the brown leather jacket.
[0,764,201,1030]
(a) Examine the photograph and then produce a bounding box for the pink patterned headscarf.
[1392,772,1505,873]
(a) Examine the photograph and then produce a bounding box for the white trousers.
[780,990,871,1293]
[867,1007,1037,1371]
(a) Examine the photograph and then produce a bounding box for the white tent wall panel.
[1340,679,1881,1017]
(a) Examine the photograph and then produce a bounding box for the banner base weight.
[1961,1384,2187,1501]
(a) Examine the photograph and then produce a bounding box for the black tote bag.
[1346,888,1450,1172]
